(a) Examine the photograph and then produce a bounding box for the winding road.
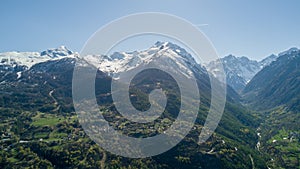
[49,90,60,111]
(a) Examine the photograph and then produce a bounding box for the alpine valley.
[0,42,299,169]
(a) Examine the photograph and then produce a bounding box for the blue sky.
[1,0,299,60]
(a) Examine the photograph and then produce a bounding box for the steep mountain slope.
[206,54,277,93]
[0,43,267,168]
[242,47,300,111]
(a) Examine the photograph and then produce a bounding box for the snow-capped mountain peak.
[0,46,74,68]
[153,41,196,63]
[83,41,206,79]
[41,46,73,58]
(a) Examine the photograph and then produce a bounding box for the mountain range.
[0,42,299,168]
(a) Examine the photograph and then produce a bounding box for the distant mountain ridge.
[207,55,261,92]
[2,44,298,96]
[206,48,299,93]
